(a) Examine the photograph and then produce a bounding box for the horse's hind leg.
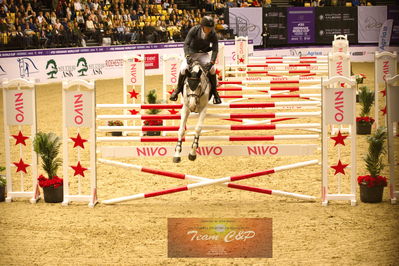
[173,105,189,163]
[189,106,208,161]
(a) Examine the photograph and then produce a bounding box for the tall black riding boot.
[169,73,186,101]
[208,73,221,104]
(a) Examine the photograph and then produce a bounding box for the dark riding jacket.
[183,25,219,62]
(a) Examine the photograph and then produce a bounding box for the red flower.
[143,120,163,126]
[357,175,387,188]
[37,175,64,188]
[356,116,375,124]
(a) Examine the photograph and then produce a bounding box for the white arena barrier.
[2,78,40,203]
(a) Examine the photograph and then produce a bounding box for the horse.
[173,61,211,163]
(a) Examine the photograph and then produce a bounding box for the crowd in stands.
[0,0,379,50]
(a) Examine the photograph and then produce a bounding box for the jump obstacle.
[386,75,399,204]
[2,78,40,203]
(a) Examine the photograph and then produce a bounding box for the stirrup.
[213,96,222,104]
[169,91,179,101]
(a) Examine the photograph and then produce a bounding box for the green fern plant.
[0,166,6,187]
[365,127,387,178]
[146,89,161,115]
[358,86,375,117]
[33,132,62,179]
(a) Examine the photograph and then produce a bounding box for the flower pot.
[43,185,64,203]
[0,185,5,202]
[111,131,122,136]
[359,184,384,203]
[146,131,161,136]
[356,121,372,135]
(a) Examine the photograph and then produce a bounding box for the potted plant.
[0,166,6,202]
[108,120,124,136]
[355,73,366,102]
[356,86,375,135]
[143,89,163,136]
[33,132,64,203]
[358,127,387,203]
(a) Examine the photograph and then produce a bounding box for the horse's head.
[184,61,209,113]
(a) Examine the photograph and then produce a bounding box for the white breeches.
[180,52,216,75]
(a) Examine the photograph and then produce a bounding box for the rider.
[169,16,222,104]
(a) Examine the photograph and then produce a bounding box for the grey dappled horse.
[173,61,211,163]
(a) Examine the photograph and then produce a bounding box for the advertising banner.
[358,6,387,43]
[287,7,315,44]
[228,7,263,46]
[0,41,239,83]
[168,218,272,258]
[263,7,287,46]
[64,90,93,128]
[5,89,34,126]
[388,5,399,44]
[324,87,354,125]
[315,7,357,44]
[378,19,394,51]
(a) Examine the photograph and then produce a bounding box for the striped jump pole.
[247,59,328,64]
[217,85,321,92]
[225,63,327,70]
[96,111,321,121]
[96,101,320,110]
[100,159,319,204]
[219,79,321,85]
[248,56,328,60]
[99,159,316,203]
[98,123,321,132]
[225,70,327,75]
[97,134,320,142]
[219,94,321,99]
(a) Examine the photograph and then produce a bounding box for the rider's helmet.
[200,16,215,28]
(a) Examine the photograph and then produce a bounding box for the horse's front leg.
[173,105,190,163]
[188,106,208,161]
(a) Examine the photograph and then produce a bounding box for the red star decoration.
[129,109,139,115]
[13,158,30,173]
[380,89,386,97]
[12,131,30,146]
[71,161,88,177]
[70,133,88,149]
[128,89,139,99]
[381,106,387,115]
[238,57,245,63]
[330,131,348,146]
[168,109,179,114]
[330,160,349,175]
[167,90,173,95]
[215,69,221,75]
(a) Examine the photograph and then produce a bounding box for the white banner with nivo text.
[376,55,397,83]
[99,144,319,158]
[65,91,93,127]
[6,89,34,125]
[124,58,144,86]
[324,87,354,125]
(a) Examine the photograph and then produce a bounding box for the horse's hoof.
[188,154,197,161]
[173,157,181,163]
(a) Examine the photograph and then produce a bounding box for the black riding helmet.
[200,16,215,28]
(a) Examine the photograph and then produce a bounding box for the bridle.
[186,62,207,106]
